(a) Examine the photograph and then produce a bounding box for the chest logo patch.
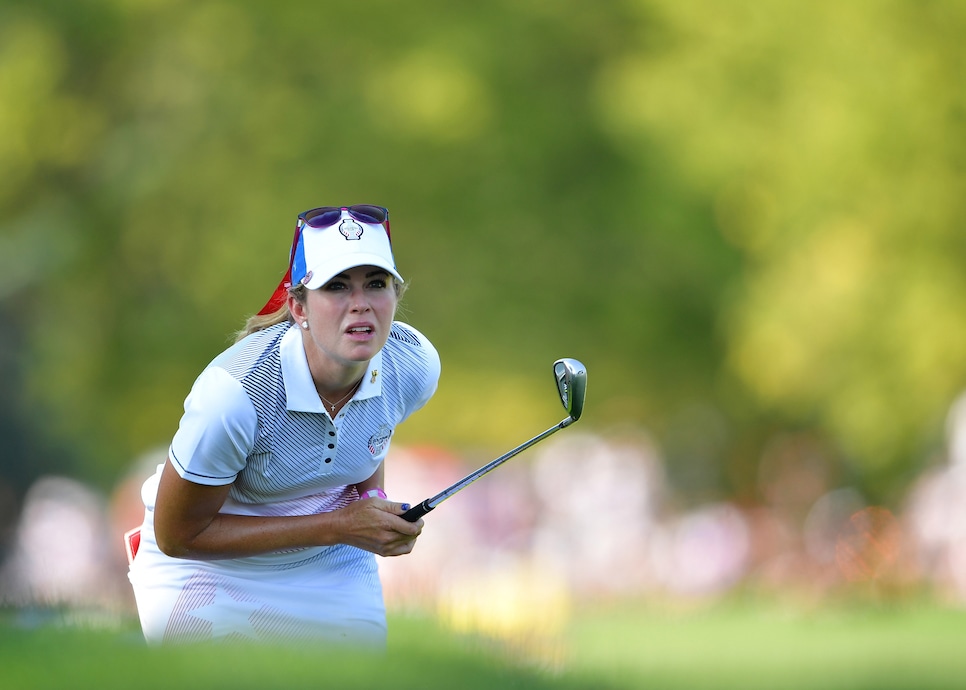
[368,425,393,455]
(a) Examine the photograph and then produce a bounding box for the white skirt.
[128,536,386,647]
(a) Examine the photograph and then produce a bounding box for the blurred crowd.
[2,393,966,650]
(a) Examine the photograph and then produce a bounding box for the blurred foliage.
[1,0,964,504]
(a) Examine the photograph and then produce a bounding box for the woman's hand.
[330,498,424,557]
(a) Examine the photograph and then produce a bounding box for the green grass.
[3,600,966,689]
[568,599,966,689]
[0,610,599,690]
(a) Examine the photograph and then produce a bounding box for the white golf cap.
[290,210,403,290]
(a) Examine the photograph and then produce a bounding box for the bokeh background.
[2,0,966,682]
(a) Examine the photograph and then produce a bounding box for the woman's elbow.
[154,524,197,559]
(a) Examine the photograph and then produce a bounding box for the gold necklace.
[318,379,362,413]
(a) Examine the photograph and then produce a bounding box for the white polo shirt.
[139,320,439,566]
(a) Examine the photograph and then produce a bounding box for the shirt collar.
[355,350,384,402]
[281,325,384,413]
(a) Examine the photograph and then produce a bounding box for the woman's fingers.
[340,499,425,556]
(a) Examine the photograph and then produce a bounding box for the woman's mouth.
[346,325,374,338]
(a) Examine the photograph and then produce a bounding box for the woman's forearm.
[154,458,419,560]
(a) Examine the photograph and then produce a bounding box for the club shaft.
[401,416,574,522]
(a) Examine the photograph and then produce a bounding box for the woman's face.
[297,265,398,369]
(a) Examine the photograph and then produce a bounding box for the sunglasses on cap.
[257,204,392,315]
[298,205,391,239]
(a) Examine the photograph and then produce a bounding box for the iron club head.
[553,358,587,421]
[401,357,589,522]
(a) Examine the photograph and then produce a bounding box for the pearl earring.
[301,321,309,330]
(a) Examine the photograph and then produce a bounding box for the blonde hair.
[234,278,408,343]
[234,285,306,343]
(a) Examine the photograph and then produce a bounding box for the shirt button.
[328,443,335,449]
[324,458,332,463]
[329,431,336,437]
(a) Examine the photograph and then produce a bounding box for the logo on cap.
[340,219,364,240]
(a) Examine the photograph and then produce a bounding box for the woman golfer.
[128,205,440,646]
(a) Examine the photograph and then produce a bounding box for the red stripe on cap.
[257,269,291,315]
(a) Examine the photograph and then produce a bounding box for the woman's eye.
[368,279,388,289]
[324,281,348,291]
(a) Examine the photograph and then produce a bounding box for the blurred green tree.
[0,0,963,508]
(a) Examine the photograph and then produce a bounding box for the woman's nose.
[349,287,371,311]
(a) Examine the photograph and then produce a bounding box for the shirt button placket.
[323,429,336,465]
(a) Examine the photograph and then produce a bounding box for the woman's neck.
[305,354,367,401]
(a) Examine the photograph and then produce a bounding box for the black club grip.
[401,500,434,522]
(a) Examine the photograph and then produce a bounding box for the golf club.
[401,358,587,522]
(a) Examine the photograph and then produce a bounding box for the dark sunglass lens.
[348,205,388,223]
[304,208,342,227]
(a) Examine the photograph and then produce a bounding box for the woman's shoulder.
[383,322,441,411]
[211,322,290,379]
[387,321,433,349]
[384,322,440,377]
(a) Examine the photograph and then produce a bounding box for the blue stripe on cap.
[290,228,308,285]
